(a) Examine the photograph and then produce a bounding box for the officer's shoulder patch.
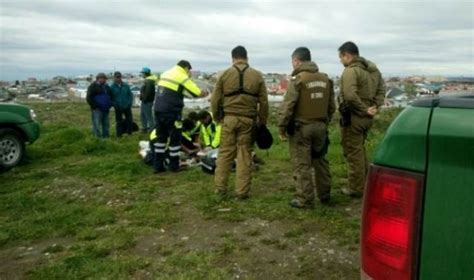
[291,74,303,82]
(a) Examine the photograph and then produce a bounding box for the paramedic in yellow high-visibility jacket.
[198,110,222,149]
[153,60,201,173]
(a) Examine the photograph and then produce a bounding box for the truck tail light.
[361,165,424,280]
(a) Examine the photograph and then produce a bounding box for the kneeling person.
[197,110,221,149]
[181,119,201,156]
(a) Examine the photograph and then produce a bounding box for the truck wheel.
[0,128,25,169]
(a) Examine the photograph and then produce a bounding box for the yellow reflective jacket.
[158,66,201,97]
[150,128,193,143]
[182,130,193,142]
[200,121,221,148]
[150,129,158,141]
[146,74,159,83]
[154,65,202,113]
[188,120,201,136]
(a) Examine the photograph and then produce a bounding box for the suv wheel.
[0,128,25,169]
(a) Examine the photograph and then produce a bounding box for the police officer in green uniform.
[153,60,201,173]
[337,41,385,197]
[211,46,269,200]
[279,47,336,209]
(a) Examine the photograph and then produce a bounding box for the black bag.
[131,121,139,132]
[118,120,140,133]
[255,124,273,150]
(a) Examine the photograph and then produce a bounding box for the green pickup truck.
[0,101,40,169]
[360,94,474,279]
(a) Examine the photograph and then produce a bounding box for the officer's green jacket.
[211,61,269,124]
[200,121,222,148]
[278,61,336,130]
[339,56,385,116]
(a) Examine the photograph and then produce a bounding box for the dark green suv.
[0,100,40,169]
[360,94,474,280]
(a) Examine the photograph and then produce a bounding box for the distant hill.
[447,77,474,82]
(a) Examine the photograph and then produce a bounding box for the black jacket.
[86,82,113,110]
[140,79,156,103]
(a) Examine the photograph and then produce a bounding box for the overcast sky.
[0,0,473,81]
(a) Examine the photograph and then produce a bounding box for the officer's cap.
[256,124,273,150]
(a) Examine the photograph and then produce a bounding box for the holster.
[339,103,351,127]
[312,134,330,159]
[217,105,225,122]
[286,120,300,136]
[286,120,296,136]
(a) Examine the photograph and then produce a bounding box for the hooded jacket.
[339,57,385,116]
[366,60,386,108]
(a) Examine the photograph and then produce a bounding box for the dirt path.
[0,237,74,279]
[133,200,360,279]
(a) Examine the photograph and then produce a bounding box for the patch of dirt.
[0,237,74,279]
[33,175,134,209]
[133,204,359,279]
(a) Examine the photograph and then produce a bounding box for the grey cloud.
[0,0,473,80]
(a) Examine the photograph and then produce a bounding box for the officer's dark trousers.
[290,122,331,205]
[341,114,373,194]
[154,112,181,171]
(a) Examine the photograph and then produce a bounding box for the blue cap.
[141,67,151,74]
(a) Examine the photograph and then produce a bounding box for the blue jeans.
[91,109,110,138]
[140,102,155,132]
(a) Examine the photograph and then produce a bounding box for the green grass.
[0,102,402,279]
